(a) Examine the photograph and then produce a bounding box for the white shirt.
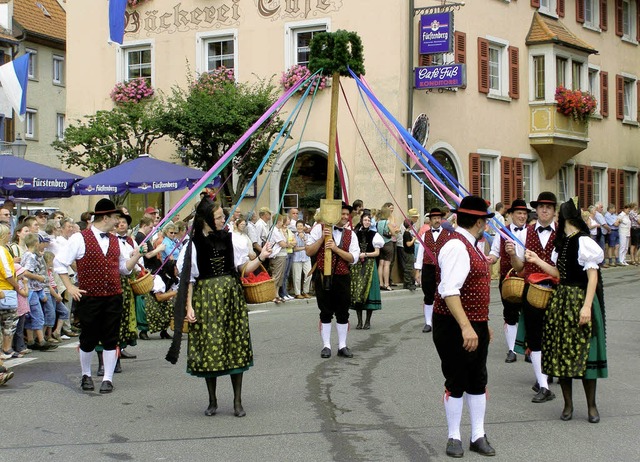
[414,227,446,270]
[53,226,132,276]
[514,222,557,262]
[489,223,527,259]
[617,212,631,237]
[308,223,360,265]
[232,231,253,269]
[574,236,605,270]
[255,218,270,246]
[437,227,482,298]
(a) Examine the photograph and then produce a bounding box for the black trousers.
[522,284,545,351]
[76,294,123,352]
[498,278,523,325]
[433,313,489,398]
[421,264,437,305]
[314,272,350,324]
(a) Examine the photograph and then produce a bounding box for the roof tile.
[526,12,597,54]
[13,0,65,43]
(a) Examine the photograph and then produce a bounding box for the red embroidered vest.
[434,234,491,322]
[77,229,122,296]
[523,223,556,277]
[316,226,353,276]
[422,228,451,266]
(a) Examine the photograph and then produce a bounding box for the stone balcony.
[529,103,589,179]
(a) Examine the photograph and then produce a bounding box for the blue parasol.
[0,154,83,198]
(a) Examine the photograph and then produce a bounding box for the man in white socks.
[306,202,359,358]
[432,196,495,458]
[414,208,450,333]
[54,199,144,394]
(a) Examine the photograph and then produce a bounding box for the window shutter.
[419,54,432,67]
[615,74,624,120]
[600,0,608,30]
[531,0,540,7]
[617,169,625,209]
[454,31,466,64]
[469,153,481,196]
[608,168,618,209]
[615,0,623,36]
[600,71,609,117]
[508,46,519,99]
[477,38,489,94]
[557,0,566,17]
[501,157,513,207]
[586,166,594,207]
[514,158,524,200]
[576,165,588,208]
[576,0,586,23]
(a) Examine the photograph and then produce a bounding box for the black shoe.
[532,381,540,393]
[99,380,114,394]
[531,387,555,403]
[363,322,370,330]
[446,438,464,458]
[81,375,94,391]
[355,323,363,330]
[469,435,496,456]
[97,365,104,377]
[505,350,517,363]
[422,324,432,333]
[139,331,149,340]
[120,349,137,359]
[588,408,600,423]
[204,404,217,416]
[524,353,532,363]
[337,347,353,358]
[160,330,173,339]
[114,359,122,374]
[560,407,573,421]
[320,347,331,358]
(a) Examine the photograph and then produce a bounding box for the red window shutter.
[514,158,524,200]
[454,31,466,64]
[608,168,618,209]
[469,153,481,196]
[615,0,624,36]
[617,170,625,209]
[508,46,519,99]
[576,165,586,208]
[600,71,609,117]
[586,166,594,207]
[501,157,513,206]
[615,74,624,120]
[557,0,566,17]
[600,0,608,30]
[477,38,489,94]
[577,0,586,23]
[419,54,432,67]
[531,0,540,7]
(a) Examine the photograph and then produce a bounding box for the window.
[534,55,546,99]
[26,48,37,79]
[53,55,64,85]
[588,67,599,104]
[616,74,638,121]
[285,20,329,69]
[469,153,496,204]
[624,171,636,204]
[593,167,604,205]
[557,164,574,202]
[622,0,632,37]
[572,61,583,89]
[623,78,635,119]
[539,0,558,17]
[583,0,600,28]
[25,109,37,139]
[205,36,234,71]
[556,57,567,86]
[488,45,502,93]
[122,45,152,83]
[480,158,493,201]
[523,162,534,204]
[478,37,517,98]
[56,113,65,140]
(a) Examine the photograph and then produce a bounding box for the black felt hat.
[452,196,495,218]
[427,207,445,217]
[530,192,558,208]
[93,198,125,217]
[507,199,532,214]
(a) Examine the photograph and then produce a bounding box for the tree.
[158,68,284,206]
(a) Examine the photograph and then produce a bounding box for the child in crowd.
[11,264,31,356]
[292,220,312,299]
[42,251,70,342]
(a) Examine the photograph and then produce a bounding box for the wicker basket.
[527,283,554,310]
[501,269,525,303]
[129,272,153,295]
[170,318,189,333]
[241,263,276,304]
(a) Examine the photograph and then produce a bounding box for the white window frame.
[623,169,638,204]
[26,48,37,80]
[519,154,539,203]
[195,29,238,78]
[476,149,500,206]
[539,0,558,18]
[56,113,65,140]
[52,55,64,85]
[622,0,638,43]
[483,35,510,99]
[557,164,575,203]
[588,65,601,114]
[592,167,604,205]
[116,40,154,85]
[621,72,638,123]
[584,0,601,30]
[25,108,37,139]
[284,19,330,70]
[528,46,590,104]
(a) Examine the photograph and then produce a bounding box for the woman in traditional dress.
[178,198,271,417]
[525,198,606,423]
[376,203,398,291]
[140,259,179,339]
[351,213,384,329]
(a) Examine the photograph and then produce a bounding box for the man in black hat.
[306,201,360,359]
[432,195,496,458]
[54,199,145,394]
[506,191,558,404]
[414,207,450,333]
[488,199,530,363]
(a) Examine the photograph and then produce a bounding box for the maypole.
[308,29,365,288]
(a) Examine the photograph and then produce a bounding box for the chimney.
[0,0,13,33]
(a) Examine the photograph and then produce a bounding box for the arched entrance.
[413,147,460,214]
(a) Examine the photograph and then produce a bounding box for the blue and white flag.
[109,0,128,44]
[0,53,29,121]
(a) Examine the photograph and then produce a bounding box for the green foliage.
[308,29,365,77]
[158,74,284,206]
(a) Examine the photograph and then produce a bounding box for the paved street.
[2,267,639,461]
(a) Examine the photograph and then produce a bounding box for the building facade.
[65,0,640,220]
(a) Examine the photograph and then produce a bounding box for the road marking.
[3,357,37,367]
[248,310,269,315]
[59,342,79,349]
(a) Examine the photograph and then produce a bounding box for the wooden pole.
[324,71,341,276]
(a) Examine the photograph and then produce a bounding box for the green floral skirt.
[187,275,253,378]
[350,259,382,311]
[542,284,607,379]
[118,277,137,348]
[142,292,171,333]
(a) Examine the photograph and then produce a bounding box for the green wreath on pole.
[308,29,365,77]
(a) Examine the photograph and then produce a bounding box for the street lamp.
[11,134,27,158]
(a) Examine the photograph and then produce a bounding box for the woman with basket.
[173,198,271,417]
[524,198,606,423]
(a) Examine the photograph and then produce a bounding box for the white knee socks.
[424,304,433,326]
[504,324,517,352]
[444,393,464,440]
[80,349,93,377]
[530,351,548,389]
[336,323,348,350]
[465,393,487,442]
[321,323,331,349]
[102,349,118,382]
